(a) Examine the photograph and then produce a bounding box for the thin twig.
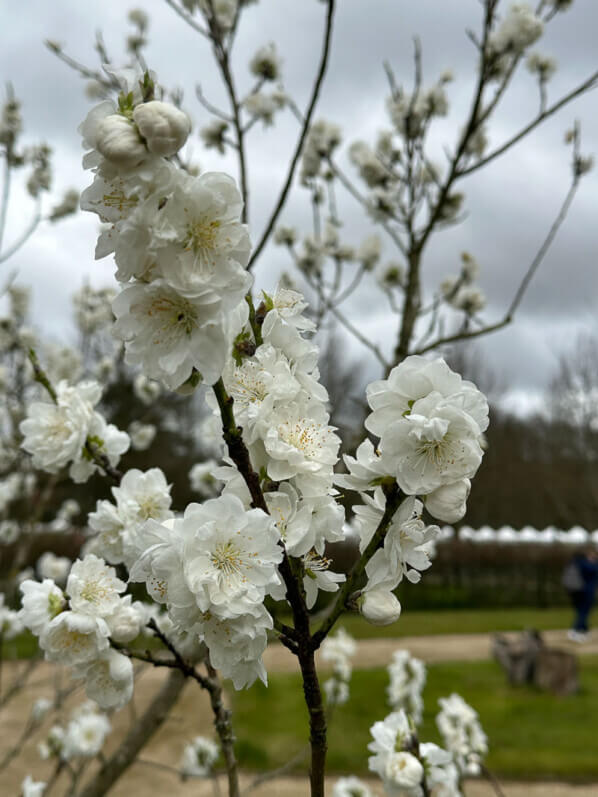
[247,0,336,270]
[459,71,598,177]
[414,174,581,355]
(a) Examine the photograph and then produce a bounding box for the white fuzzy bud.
[132,101,191,157]
[95,114,147,167]
[425,478,471,523]
[359,588,401,626]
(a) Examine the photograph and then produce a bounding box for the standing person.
[565,548,598,642]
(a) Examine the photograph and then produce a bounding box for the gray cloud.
[2,0,597,407]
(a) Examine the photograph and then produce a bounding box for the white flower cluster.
[387,80,449,140]
[337,356,487,627]
[440,252,486,316]
[19,380,129,483]
[38,700,111,761]
[301,119,342,182]
[87,467,173,567]
[488,2,544,75]
[19,555,143,709]
[437,693,488,776]
[321,627,356,707]
[369,709,460,796]
[180,735,220,777]
[79,69,251,390]
[129,493,282,688]
[387,650,426,725]
[365,356,488,507]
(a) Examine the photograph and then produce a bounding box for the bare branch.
[459,71,598,177]
[415,173,581,355]
[247,0,336,270]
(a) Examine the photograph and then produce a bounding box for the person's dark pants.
[571,590,593,632]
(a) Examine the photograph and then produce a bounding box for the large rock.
[492,630,578,696]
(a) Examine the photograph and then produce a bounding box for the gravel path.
[264,628,598,673]
[1,629,596,795]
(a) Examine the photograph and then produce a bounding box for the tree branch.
[459,71,598,177]
[247,0,336,271]
[312,483,402,647]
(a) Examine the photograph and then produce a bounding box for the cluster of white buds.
[179,735,220,778]
[369,709,461,795]
[37,700,111,761]
[440,252,486,317]
[80,68,257,391]
[387,80,449,140]
[249,42,282,81]
[321,627,356,706]
[387,649,426,724]
[242,88,286,127]
[487,3,544,78]
[437,693,489,777]
[73,284,117,335]
[301,119,342,182]
[526,51,557,82]
[19,555,146,709]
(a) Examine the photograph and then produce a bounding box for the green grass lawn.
[1,607,575,660]
[232,656,598,780]
[300,606,574,640]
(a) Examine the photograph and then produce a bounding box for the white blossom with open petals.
[152,172,251,300]
[182,494,283,615]
[67,555,126,618]
[39,611,110,665]
[112,279,231,388]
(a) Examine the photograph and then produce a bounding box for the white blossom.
[112,279,231,389]
[21,776,46,797]
[76,648,134,710]
[180,736,219,777]
[67,554,126,617]
[128,420,157,450]
[19,579,66,635]
[39,611,110,665]
[62,708,111,758]
[249,43,282,81]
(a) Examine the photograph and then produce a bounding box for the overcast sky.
[2,0,597,412]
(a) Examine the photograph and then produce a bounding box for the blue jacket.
[574,554,598,597]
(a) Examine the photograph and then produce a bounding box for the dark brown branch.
[415,173,581,356]
[247,0,336,270]
[312,483,402,647]
[459,71,598,177]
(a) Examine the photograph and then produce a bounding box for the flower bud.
[95,114,147,167]
[425,478,471,523]
[359,588,401,626]
[133,101,191,157]
[385,751,424,788]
